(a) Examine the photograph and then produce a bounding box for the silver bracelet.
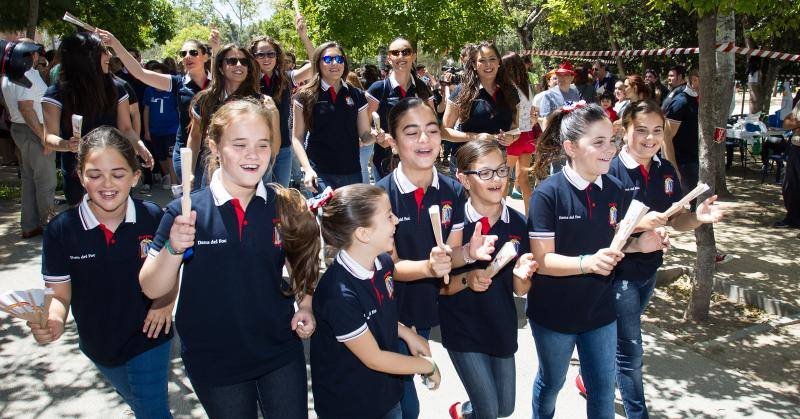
[462,244,477,264]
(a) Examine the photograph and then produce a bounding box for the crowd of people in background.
[5,14,800,419]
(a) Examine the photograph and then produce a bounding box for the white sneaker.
[162,176,171,190]
[171,184,183,199]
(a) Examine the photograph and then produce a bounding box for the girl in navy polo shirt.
[293,42,376,191]
[98,29,211,191]
[377,97,497,419]
[443,41,520,175]
[608,100,724,419]
[139,99,320,419]
[29,126,174,418]
[42,32,153,206]
[441,140,538,419]
[250,14,316,186]
[366,38,434,181]
[312,184,442,419]
[527,103,666,419]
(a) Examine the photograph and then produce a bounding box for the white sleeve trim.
[147,248,161,258]
[293,99,303,110]
[191,106,201,120]
[44,274,71,283]
[529,231,555,239]
[451,222,464,232]
[336,323,368,342]
[358,103,368,113]
[41,97,62,108]
[118,93,130,104]
[365,92,380,103]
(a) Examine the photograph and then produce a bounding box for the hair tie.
[307,186,334,214]
[561,100,587,114]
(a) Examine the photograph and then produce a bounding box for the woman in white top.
[502,53,538,214]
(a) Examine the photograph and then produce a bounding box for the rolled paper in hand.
[663,183,711,218]
[427,205,449,285]
[293,0,301,15]
[180,148,193,217]
[482,241,518,278]
[71,115,83,139]
[63,12,96,32]
[372,112,381,130]
[610,199,649,251]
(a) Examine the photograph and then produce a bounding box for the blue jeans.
[263,146,292,187]
[614,274,657,419]
[93,339,173,419]
[315,171,362,190]
[360,145,373,184]
[530,321,616,419]
[397,327,431,419]
[60,152,83,206]
[172,146,207,190]
[190,354,308,419]
[448,351,516,419]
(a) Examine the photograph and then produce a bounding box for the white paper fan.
[0,288,54,326]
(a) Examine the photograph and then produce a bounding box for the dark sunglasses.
[179,49,200,58]
[388,48,413,57]
[253,51,277,59]
[462,165,510,181]
[322,55,345,65]
[223,57,250,66]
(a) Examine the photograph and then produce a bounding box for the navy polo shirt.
[311,251,402,419]
[527,165,629,334]
[367,75,435,178]
[448,84,515,157]
[149,169,301,385]
[664,87,699,165]
[42,79,129,139]
[295,80,368,175]
[167,74,209,149]
[376,163,466,328]
[609,147,683,280]
[42,196,173,367]
[260,70,297,149]
[439,200,529,357]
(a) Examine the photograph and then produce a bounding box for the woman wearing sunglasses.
[366,38,434,183]
[443,41,520,176]
[292,41,376,191]
[249,14,316,187]
[98,29,212,194]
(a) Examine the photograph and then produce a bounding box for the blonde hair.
[204,98,275,179]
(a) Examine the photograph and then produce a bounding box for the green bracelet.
[165,240,185,256]
[579,254,586,274]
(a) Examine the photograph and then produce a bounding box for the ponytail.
[274,185,321,301]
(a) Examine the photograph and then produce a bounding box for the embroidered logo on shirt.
[69,254,96,260]
[384,272,394,299]
[139,238,153,259]
[664,176,674,196]
[440,202,453,227]
[508,235,522,254]
[608,203,618,227]
[345,96,354,107]
[272,218,283,247]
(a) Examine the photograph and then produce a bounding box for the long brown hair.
[249,36,290,105]
[192,43,261,146]
[501,52,531,100]
[58,32,118,130]
[453,41,519,122]
[295,41,350,131]
[321,184,387,250]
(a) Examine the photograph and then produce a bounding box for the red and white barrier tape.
[523,42,800,62]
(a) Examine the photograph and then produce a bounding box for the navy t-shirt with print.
[527,169,629,334]
[42,198,173,367]
[311,252,402,419]
[439,201,529,357]
[609,149,683,280]
[377,166,466,328]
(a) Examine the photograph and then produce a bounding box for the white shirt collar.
[465,198,510,224]
[78,195,137,230]
[684,84,699,97]
[392,162,439,194]
[321,79,346,92]
[389,73,415,90]
[618,146,661,170]
[183,72,212,87]
[209,169,268,207]
[563,163,603,190]
[336,249,383,280]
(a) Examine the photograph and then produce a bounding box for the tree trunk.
[25,0,39,38]
[756,61,782,115]
[603,14,625,76]
[714,11,735,195]
[686,11,719,322]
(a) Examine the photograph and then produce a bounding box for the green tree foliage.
[162,23,214,58]
[1,0,176,50]
[248,5,309,60]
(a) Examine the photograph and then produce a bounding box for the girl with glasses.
[366,38,434,183]
[443,41,520,176]
[98,29,212,195]
[442,139,538,419]
[292,42,376,191]
[249,14,316,187]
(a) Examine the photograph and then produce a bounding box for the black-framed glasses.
[322,55,345,65]
[388,48,413,57]
[223,57,250,66]
[179,49,200,58]
[254,51,277,59]
[462,165,510,180]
